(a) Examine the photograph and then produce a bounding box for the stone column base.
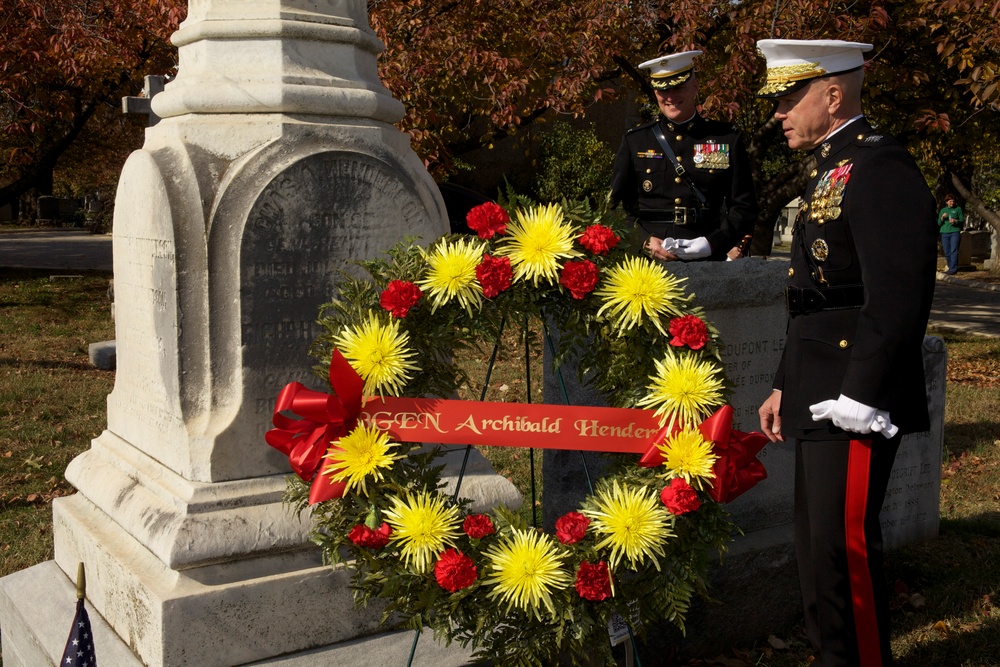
[0,561,478,667]
[46,493,379,667]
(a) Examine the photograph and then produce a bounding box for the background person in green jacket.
[939,194,965,274]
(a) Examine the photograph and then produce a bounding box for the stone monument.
[0,2,486,665]
[544,257,946,652]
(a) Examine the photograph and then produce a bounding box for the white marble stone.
[437,445,524,514]
[0,562,476,667]
[0,2,472,666]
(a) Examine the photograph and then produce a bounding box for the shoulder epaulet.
[626,119,658,135]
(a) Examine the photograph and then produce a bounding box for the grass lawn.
[0,272,998,666]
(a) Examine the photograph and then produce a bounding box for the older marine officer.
[756,40,937,667]
[611,50,757,261]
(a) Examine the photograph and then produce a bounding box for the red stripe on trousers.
[846,438,882,667]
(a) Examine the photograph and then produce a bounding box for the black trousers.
[794,434,901,667]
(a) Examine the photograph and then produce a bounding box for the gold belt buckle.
[673,207,689,226]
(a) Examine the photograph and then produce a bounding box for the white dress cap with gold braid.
[756,39,872,98]
[638,50,702,90]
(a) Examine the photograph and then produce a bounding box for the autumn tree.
[369,0,659,173]
[368,0,1000,257]
[0,0,184,220]
[5,0,999,250]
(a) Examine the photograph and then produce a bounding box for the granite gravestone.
[543,257,946,651]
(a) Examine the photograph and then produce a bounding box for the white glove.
[809,394,899,438]
[670,237,712,260]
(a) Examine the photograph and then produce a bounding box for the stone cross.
[121,75,165,127]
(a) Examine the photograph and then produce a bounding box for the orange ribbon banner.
[265,351,769,504]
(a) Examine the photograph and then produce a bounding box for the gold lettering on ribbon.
[455,415,482,434]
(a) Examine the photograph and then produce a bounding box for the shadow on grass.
[944,421,1000,458]
[0,356,96,371]
[0,267,111,280]
[886,514,1000,666]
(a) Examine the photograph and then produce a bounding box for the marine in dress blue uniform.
[756,40,938,667]
[611,51,757,261]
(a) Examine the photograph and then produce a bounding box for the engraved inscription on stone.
[239,152,434,460]
[109,234,183,437]
[704,305,792,532]
[718,332,786,436]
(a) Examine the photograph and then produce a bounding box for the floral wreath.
[267,197,767,666]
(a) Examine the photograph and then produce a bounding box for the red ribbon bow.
[265,350,364,505]
[637,405,769,503]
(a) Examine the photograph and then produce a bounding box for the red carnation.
[668,314,709,350]
[348,522,392,549]
[476,254,513,298]
[434,548,478,592]
[578,225,620,256]
[660,478,701,515]
[559,260,599,300]
[575,560,612,601]
[555,511,590,545]
[466,202,509,239]
[380,280,423,318]
[462,514,495,539]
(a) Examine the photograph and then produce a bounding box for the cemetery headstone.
[0,2,488,665]
[544,257,946,652]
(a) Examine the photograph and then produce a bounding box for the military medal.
[642,180,653,192]
[693,143,730,169]
[811,239,830,261]
[809,162,852,223]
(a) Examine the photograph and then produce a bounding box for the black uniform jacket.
[610,114,757,260]
[774,118,937,440]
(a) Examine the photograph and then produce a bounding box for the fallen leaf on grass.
[767,635,788,650]
[932,620,950,637]
[909,593,926,609]
[23,454,44,469]
[498,384,509,393]
[2,451,11,458]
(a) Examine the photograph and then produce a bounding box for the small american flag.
[61,564,97,666]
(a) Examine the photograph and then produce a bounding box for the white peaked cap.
[756,39,873,97]
[638,50,702,89]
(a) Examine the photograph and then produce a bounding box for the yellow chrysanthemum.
[384,491,462,573]
[483,528,572,618]
[494,203,580,286]
[334,312,419,396]
[594,256,691,335]
[658,427,718,489]
[417,237,485,313]
[324,424,402,497]
[636,349,725,431]
[583,481,673,569]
